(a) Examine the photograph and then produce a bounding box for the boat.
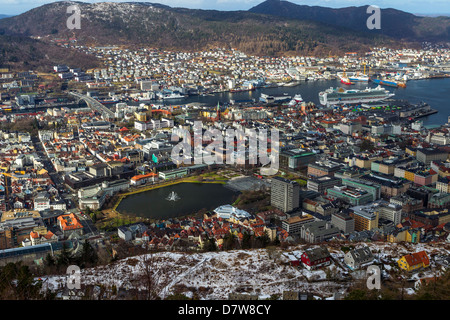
[349,74,370,82]
[340,77,354,85]
[260,93,291,103]
[288,94,304,106]
[318,86,395,106]
[157,92,185,100]
[372,78,406,88]
[284,81,301,87]
[339,68,354,85]
[230,87,255,93]
[349,63,370,82]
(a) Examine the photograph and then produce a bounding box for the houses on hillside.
[397,251,430,272]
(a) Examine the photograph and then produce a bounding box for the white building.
[213,205,251,220]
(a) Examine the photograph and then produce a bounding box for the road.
[69,92,115,119]
[32,136,77,210]
[33,135,100,233]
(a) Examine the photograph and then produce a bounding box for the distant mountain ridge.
[0,1,404,57]
[249,0,450,42]
[0,14,12,19]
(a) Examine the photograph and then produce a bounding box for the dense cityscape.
[0,0,449,304]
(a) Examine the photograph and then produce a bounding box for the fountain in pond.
[166,191,180,201]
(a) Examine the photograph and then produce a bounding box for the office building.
[271,177,300,213]
[331,212,355,233]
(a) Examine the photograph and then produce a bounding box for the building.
[302,198,338,216]
[428,193,450,209]
[390,194,423,213]
[27,230,58,246]
[416,148,448,166]
[407,186,436,208]
[280,149,316,171]
[341,178,381,201]
[300,247,331,270]
[158,167,188,180]
[271,177,300,213]
[78,179,130,210]
[281,214,315,235]
[213,205,251,221]
[407,209,450,228]
[130,172,158,186]
[397,251,430,272]
[57,213,84,237]
[331,212,355,233]
[307,160,344,178]
[299,221,341,243]
[327,185,374,206]
[359,172,411,198]
[349,204,380,231]
[436,178,450,194]
[386,225,421,244]
[344,247,374,270]
[118,223,148,241]
[0,217,44,249]
[307,176,341,194]
[377,202,402,225]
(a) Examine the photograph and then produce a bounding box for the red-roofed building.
[130,172,158,186]
[398,251,430,272]
[57,213,84,237]
[29,230,58,246]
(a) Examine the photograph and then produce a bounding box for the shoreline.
[112,178,228,213]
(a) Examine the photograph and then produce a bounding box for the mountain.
[0,1,404,57]
[249,0,450,42]
[0,15,12,19]
[0,34,102,71]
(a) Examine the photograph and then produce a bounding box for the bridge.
[69,92,115,120]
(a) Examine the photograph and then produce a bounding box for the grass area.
[96,209,145,232]
[294,178,307,186]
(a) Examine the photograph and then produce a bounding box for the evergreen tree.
[79,240,98,267]
[242,232,252,249]
[56,242,73,268]
[44,253,55,267]
[222,232,236,251]
[203,236,217,252]
[0,262,45,299]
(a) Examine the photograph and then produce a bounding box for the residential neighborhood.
[0,1,449,302]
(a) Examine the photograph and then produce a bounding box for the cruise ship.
[319,86,395,106]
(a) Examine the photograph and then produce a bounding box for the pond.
[116,182,239,219]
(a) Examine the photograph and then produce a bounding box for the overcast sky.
[1,0,449,16]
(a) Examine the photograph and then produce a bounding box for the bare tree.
[130,248,174,300]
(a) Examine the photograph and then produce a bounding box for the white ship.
[156,91,185,100]
[288,94,304,106]
[348,74,370,82]
[319,86,394,106]
[161,93,185,100]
